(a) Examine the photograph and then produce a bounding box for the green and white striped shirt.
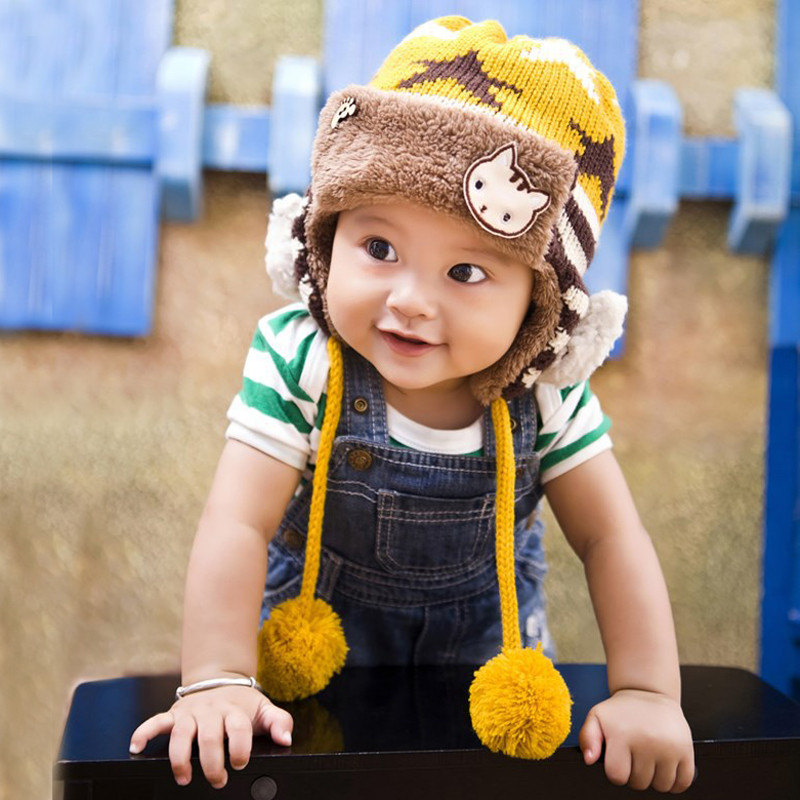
[226,304,612,483]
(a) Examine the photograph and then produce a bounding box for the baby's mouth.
[379,329,437,355]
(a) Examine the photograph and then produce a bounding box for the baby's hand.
[579,688,695,793]
[128,685,293,789]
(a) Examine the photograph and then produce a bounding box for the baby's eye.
[366,238,397,262]
[448,263,487,284]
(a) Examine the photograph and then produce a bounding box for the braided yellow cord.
[300,337,344,605]
[491,397,521,651]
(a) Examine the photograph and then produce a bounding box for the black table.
[54,665,800,799]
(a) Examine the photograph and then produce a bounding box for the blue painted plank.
[89,168,160,335]
[156,46,211,222]
[728,89,792,255]
[777,0,800,203]
[203,105,271,172]
[268,56,321,196]
[323,0,411,95]
[0,0,174,335]
[760,0,800,700]
[0,98,156,165]
[117,0,174,95]
[761,345,800,697]
[0,1,29,93]
[63,0,133,334]
[680,138,738,199]
[0,161,37,327]
[624,79,682,248]
[28,0,124,332]
[770,208,800,352]
[0,99,274,172]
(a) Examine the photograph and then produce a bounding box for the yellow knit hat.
[260,16,626,761]
[292,15,627,402]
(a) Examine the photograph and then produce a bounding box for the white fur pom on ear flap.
[539,291,628,387]
[265,193,308,301]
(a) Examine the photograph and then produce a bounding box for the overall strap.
[339,344,390,443]
[483,390,537,458]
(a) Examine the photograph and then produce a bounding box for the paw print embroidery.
[331,97,358,129]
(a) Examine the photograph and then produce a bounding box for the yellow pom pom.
[257,596,348,701]
[469,644,572,759]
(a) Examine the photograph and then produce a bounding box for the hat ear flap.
[538,291,627,387]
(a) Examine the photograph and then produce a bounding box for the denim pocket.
[375,490,493,575]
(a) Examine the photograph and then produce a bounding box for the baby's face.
[325,201,533,409]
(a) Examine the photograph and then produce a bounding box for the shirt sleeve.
[225,304,330,470]
[533,380,612,483]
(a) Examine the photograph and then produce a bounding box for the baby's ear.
[539,291,627,387]
[265,193,308,301]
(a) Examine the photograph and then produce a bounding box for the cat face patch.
[463,143,550,238]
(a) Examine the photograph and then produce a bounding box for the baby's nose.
[386,274,436,318]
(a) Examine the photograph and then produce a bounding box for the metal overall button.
[347,449,373,471]
[352,396,369,413]
[283,529,304,551]
[509,416,519,431]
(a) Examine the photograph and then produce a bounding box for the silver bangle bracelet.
[175,676,262,700]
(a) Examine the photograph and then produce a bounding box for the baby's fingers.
[256,701,294,747]
[670,756,696,794]
[168,713,198,786]
[578,711,603,765]
[651,761,679,794]
[129,712,176,755]
[602,739,633,787]
[628,753,657,792]
[195,713,228,789]
[225,709,254,771]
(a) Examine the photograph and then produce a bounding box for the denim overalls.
[261,347,553,665]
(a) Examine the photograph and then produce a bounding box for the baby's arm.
[544,450,695,793]
[129,439,302,788]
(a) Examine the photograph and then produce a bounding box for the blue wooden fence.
[0,0,214,335]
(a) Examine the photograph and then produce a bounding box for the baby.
[130,16,695,792]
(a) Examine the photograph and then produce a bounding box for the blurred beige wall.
[1,2,775,799]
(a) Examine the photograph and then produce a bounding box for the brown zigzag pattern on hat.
[564,196,596,264]
[569,120,617,219]
[547,230,588,309]
[502,221,590,398]
[397,50,523,110]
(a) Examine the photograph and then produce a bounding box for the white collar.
[385,403,483,454]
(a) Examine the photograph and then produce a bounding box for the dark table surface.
[55,664,800,800]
